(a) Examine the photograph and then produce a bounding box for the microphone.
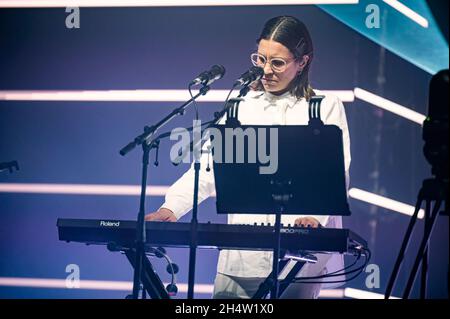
[189,65,226,86]
[0,160,19,173]
[233,66,264,87]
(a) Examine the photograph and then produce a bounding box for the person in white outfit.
[145,15,351,299]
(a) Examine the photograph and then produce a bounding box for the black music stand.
[211,121,350,299]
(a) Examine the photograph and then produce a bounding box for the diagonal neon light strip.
[382,0,429,28]
[354,88,426,125]
[0,89,355,102]
[0,0,359,8]
[349,187,425,219]
[344,287,399,299]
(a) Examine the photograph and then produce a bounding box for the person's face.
[255,39,309,95]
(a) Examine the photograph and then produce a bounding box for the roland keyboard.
[57,218,367,254]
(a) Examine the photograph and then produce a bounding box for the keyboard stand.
[252,252,317,299]
[108,244,170,299]
[124,249,170,299]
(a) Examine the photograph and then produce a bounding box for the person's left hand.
[294,217,321,228]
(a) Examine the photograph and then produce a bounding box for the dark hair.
[254,16,315,101]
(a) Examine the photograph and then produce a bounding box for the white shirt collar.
[264,90,293,101]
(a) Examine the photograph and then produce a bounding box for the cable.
[323,250,363,277]
[285,250,363,281]
[188,84,200,121]
[145,247,179,296]
[312,250,366,278]
[223,86,236,108]
[149,85,237,156]
[282,250,362,282]
[292,249,371,284]
[154,117,216,139]
[287,248,371,284]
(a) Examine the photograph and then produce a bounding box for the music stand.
[211,122,350,298]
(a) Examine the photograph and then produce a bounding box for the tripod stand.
[385,178,448,299]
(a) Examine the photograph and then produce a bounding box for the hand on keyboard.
[145,208,177,222]
[294,217,321,228]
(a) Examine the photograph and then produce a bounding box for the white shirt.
[160,89,351,288]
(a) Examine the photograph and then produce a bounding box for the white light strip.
[1,88,424,126]
[344,288,399,299]
[0,0,359,8]
[349,188,425,219]
[0,277,399,299]
[382,0,429,28]
[0,90,231,103]
[318,288,345,298]
[354,88,426,125]
[324,90,355,102]
[0,89,355,102]
[319,288,399,299]
[0,183,169,196]
[0,277,214,294]
[1,183,425,220]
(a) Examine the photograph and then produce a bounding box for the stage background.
[0,4,448,298]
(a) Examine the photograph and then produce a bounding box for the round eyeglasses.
[250,53,295,73]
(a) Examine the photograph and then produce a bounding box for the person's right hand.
[145,208,177,222]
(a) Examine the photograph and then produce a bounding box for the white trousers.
[213,252,334,299]
[212,272,323,299]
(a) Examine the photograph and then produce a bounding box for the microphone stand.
[120,85,210,299]
[186,84,250,299]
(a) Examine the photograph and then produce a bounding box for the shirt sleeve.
[323,94,351,174]
[308,94,352,227]
[160,141,216,220]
